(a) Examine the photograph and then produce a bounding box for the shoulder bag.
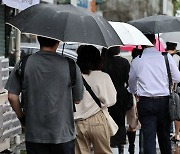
[82,77,119,136]
[162,52,180,121]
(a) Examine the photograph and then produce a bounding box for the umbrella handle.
[62,43,65,56]
[158,33,160,51]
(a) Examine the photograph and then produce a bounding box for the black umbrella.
[128,15,180,34]
[7,3,123,48]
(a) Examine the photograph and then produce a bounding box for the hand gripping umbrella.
[128,15,180,34]
[7,3,123,48]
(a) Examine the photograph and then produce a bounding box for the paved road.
[112,130,180,154]
[1,130,179,154]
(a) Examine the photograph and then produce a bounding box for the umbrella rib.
[82,15,107,46]
[98,18,121,46]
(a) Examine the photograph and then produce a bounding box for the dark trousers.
[25,139,75,154]
[137,97,172,154]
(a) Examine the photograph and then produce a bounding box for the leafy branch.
[172,0,180,15]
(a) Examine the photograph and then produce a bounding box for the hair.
[101,47,109,58]
[144,34,156,44]
[101,46,120,58]
[76,45,102,74]
[131,48,142,59]
[108,46,120,56]
[166,42,177,51]
[37,36,59,48]
[76,45,85,55]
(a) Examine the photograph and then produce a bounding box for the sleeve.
[72,64,84,101]
[168,53,180,83]
[5,63,21,95]
[98,73,117,108]
[128,62,137,94]
[172,54,179,67]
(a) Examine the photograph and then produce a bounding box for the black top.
[102,56,130,119]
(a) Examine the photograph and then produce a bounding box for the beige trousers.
[75,110,112,154]
[126,95,141,129]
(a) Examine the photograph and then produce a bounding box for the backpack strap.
[15,54,77,112]
[66,57,77,112]
[16,55,77,88]
[66,57,76,87]
[15,54,31,88]
[15,54,31,109]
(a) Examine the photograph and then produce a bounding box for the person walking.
[74,45,117,154]
[128,34,180,154]
[126,95,140,154]
[126,48,142,154]
[101,46,132,154]
[166,41,180,144]
[5,36,84,154]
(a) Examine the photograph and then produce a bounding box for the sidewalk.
[112,130,180,154]
[0,131,179,154]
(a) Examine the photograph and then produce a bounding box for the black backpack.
[15,54,77,111]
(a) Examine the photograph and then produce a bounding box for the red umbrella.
[120,45,141,51]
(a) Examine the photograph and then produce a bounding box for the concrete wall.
[98,0,173,22]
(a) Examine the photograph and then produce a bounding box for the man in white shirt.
[128,34,180,154]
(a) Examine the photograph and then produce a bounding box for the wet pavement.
[0,130,179,154]
[112,130,180,154]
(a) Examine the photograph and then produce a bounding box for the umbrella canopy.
[160,32,180,50]
[109,21,153,46]
[120,45,140,51]
[120,37,165,52]
[129,15,180,34]
[7,3,123,48]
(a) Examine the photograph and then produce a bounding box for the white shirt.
[74,71,117,120]
[172,53,180,67]
[128,47,180,96]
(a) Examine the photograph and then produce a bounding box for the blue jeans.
[137,97,171,154]
[26,140,75,154]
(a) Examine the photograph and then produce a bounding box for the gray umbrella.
[160,32,180,50]
[128,15,180,34]
[7,3,123,48]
